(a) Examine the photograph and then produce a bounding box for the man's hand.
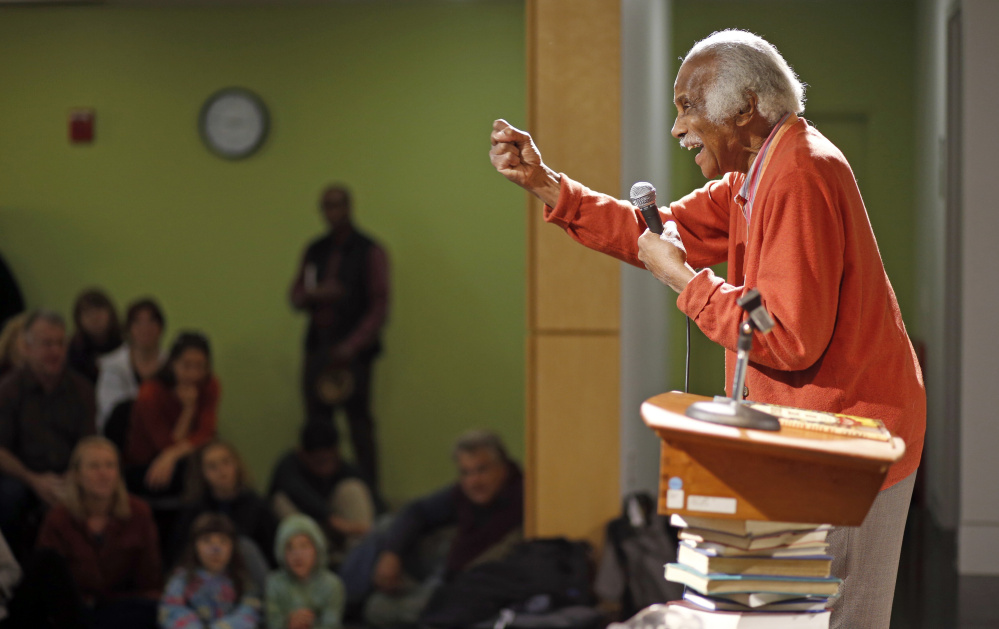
[29,472,66,507]
[328,514,370,538]
[489,119,562,208]
[637,222,696,294]
[288,608,316,629]
[372,551,403,593]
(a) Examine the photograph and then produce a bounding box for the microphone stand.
[684,289,781,431]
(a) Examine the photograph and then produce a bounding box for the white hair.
[684,29,806,125]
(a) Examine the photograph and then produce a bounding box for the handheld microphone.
[630,181,664,235]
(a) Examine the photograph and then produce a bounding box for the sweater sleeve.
[668,175,740,270]
[338,245,390,358]
[209,589,262,629]
[158,573,202,629]
[543,174,735,271]
[315,573,345,629]
[265,574,289,629]
[133,499,164,598]
[542,175,655,268]
[382,485,459,556]
[269,454,333,524]
[35,507,70,555]
[127,382,172,465]
[186,378,220,449]
[677,170,845,371]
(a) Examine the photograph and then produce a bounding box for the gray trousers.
[828,470,916,629]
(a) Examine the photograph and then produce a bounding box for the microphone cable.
[685,315,691,394]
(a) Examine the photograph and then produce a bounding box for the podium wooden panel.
[641,392,907,526]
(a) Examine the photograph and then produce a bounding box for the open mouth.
[681,136,704,151]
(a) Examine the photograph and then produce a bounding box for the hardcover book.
[677,543,833,578]
[664,563,842,597]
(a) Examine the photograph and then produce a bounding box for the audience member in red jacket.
[36,436,161,628]
[125,332,219,497]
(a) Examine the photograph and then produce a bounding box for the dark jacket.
[0,367,95,474]
[36,496,162,602]
[172,488,279,567]
[385,463,524,577]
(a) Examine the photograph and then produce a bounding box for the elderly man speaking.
[489,29,924,629]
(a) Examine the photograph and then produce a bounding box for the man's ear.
[734,91,758,127]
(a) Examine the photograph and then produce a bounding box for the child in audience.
[266,514,346,629]
[159,513,261,629]
[125,331,219,497]
[68,288,123,384]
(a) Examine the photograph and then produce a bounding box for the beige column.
[525,0,622,546]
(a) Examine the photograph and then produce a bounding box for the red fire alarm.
[69,108,95,144]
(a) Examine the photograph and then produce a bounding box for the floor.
[891,506,999,628]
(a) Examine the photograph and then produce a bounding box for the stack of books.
[663,514,839,628]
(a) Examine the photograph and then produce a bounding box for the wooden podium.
[641,392,907,526]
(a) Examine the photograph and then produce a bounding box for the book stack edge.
[663,514,838,628]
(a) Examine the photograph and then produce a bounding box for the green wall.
[0,1,526,505]
[668,1,917,396]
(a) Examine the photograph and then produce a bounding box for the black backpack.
[594,493,683,619]
[419,537,596,629]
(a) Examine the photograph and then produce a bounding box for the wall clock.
[199,87,269,159]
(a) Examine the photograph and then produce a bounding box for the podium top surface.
[642,391,905,465]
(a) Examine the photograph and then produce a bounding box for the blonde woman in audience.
[0,313,27,380]
[68,289,123,384]
[125,332,219,497]
[172,440,278,569]
[95,299,166,433]
[36,435,161,629]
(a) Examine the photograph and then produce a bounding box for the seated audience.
[68,289,123,385]
[268,421,374,562]
[0,310,95,554]
[159,513,261,629]
[172,440,278,569]
[266,514,346,629]
[340,429,523,628]
[96,298,166,434]
[125,332,219,498]
[0,313,27,380]
[36,436,161,629]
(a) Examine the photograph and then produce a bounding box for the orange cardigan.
[544,118,924,490]
[125,375,220,467]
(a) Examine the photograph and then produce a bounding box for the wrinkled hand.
[145,451,178,490]
[637,222,695,293]
[288,608,316,629]
[372,551,403,593]
[489,119,561,207]
[30,472,66,507]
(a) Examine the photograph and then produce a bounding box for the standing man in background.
[290,184,390,492]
